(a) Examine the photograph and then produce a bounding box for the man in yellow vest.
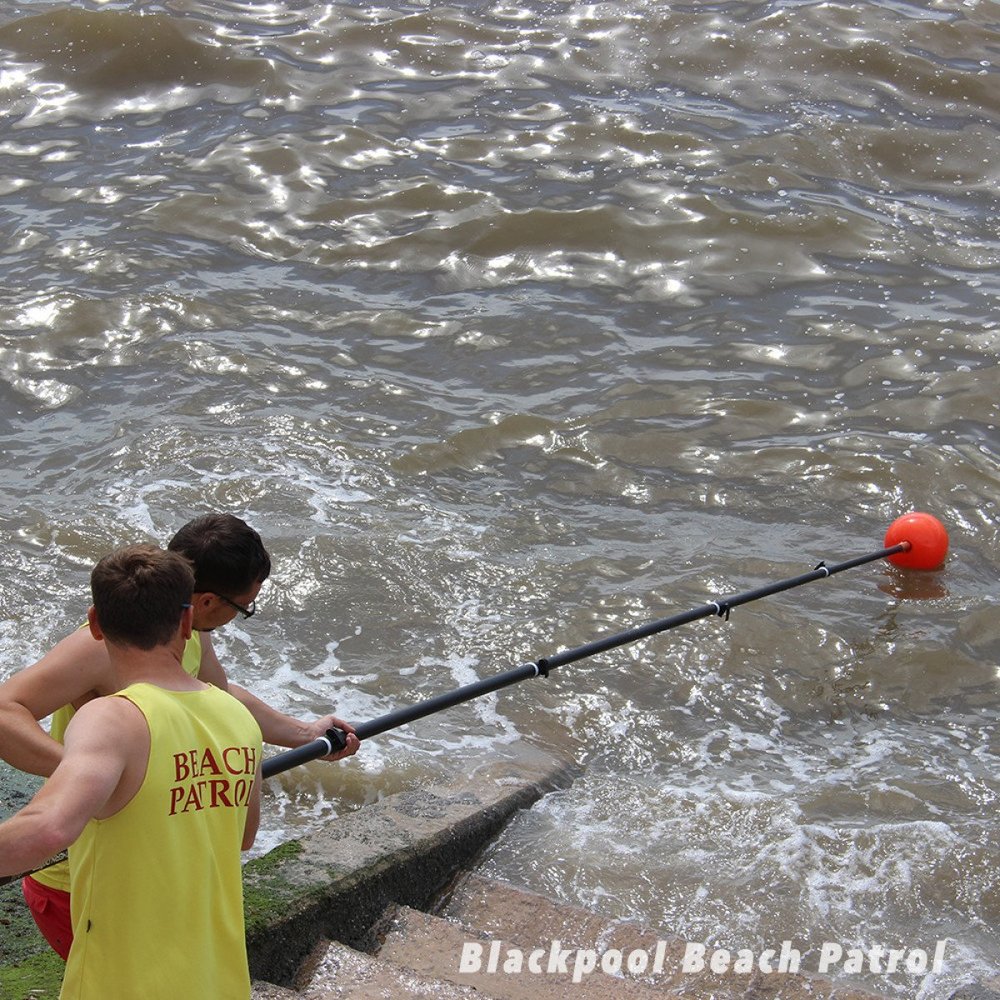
[0,544,263,999]
[0,513,359,958]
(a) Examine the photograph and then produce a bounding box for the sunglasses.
[212,593,256,619]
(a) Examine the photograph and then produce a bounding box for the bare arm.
[194,631,229,691]
[227,683,359,758]
[197,632,360,759]
[0,628,115,777]
[0,698,144,876]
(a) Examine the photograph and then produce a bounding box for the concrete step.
[245,744,577,987]
[256,875,895,1000]
[433,874,892,1000]
[292,937,495,1000]
[377,903,684,1000]
[252,982,300,1000]
[440,872,688,988]
[254,871,894,1000]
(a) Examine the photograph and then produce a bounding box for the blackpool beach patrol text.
[458,939,948,985]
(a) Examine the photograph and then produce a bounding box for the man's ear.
[181,603,194,641]
[87,606,104,641]
[191,591,215,613]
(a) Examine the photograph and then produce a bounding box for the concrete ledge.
[245,743,577,987]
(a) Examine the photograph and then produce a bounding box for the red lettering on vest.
[208,779,234,808]
[222,746,256,775]
[168,744,257,815]
[169,786,186,815]
[174,751,194,782]
[198,746,222,777]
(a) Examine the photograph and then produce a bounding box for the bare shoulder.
[0,627,114,717]
[58,694,151,820]
[66,694,148,751]
[46,626,112,676]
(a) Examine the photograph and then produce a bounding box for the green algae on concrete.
[0,949,64,1000]
[0,768,63,998]
[0,876,63,999]
[0,881,44,966]
[243,839,326,938]
[0,879,63,1000]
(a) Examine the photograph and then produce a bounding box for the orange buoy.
[884,512,949,570]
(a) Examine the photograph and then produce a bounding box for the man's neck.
[106,641,204,692]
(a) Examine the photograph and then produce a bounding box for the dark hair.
[91,545,195,650]
[167,514,271,596]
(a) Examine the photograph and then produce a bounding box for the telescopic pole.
[262,540,910,779]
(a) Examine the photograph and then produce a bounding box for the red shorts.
[22,876,72,960]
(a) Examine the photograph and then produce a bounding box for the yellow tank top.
[60,682,261,1000]
[31,632,204,893]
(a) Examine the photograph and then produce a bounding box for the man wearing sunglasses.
[0,543,263,998]
[0,512,359,959]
